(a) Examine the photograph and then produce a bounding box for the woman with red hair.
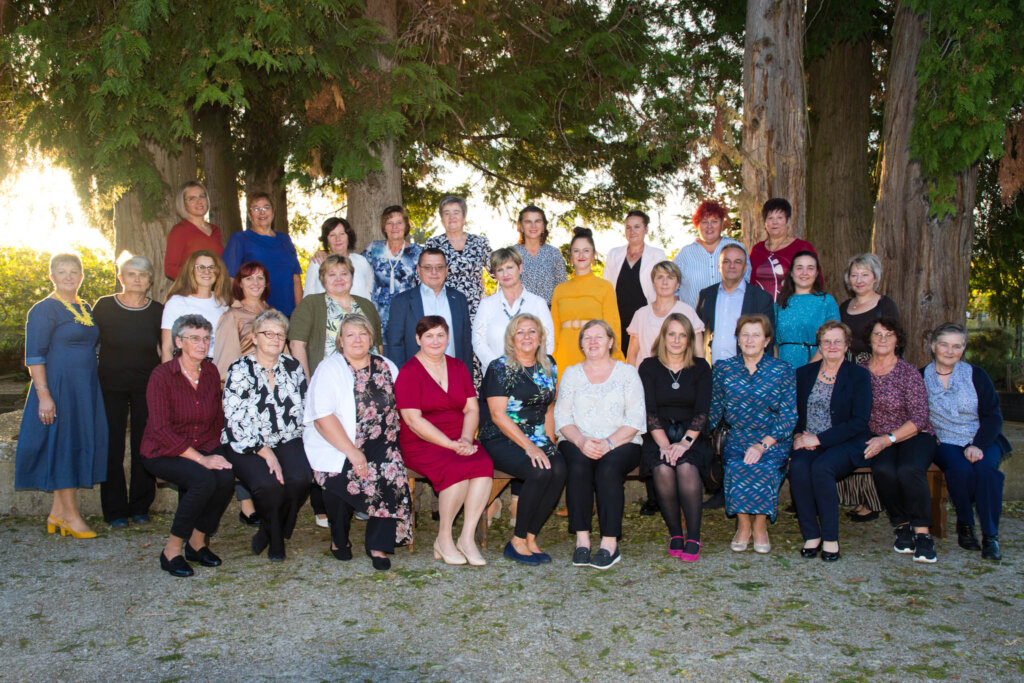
[213,261,272,378]
[672,200,750,308]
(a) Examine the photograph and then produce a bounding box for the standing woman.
[708,314,797,554]
[222,193,303,316]
[15,253,107,539]
[555,320,646,569]
[602,210,666,356]
[924,323,1010,561]
[160,250,231,362]
[304,217,373,299]
[480,314,566,566]
[639,314,712,562]
[92,255,162,527]
[513,205,566,305]
[213,261,271,378]
[774,251,840,368]
[362,205,422,338]
[164,181,224,281]
[626,260,705,367]
[303,315,412,571]
[425,196,492,320]
[748,198,819,301]
[551,227,624,375]
[861,318,939,563]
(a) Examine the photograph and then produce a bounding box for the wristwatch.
[887,433,896,444]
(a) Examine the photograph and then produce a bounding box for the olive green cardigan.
[289,293,383,376]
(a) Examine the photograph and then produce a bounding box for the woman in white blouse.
[161,250,231,362]
[303,217,374,299]
[555,320,646,569]
[222,310,311,562]
[473,247,555,374]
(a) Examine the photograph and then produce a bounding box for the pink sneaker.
[668,536,685,558]
[680,539,702,562]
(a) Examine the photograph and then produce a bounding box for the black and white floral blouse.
[222,353,307,454]
[424,232,492,318]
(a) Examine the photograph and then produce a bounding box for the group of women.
[14,186,1011,579]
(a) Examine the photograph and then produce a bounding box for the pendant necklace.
[668,367,683,390]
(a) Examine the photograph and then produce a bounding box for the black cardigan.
[922,363,1013,455]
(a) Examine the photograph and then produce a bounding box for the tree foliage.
[971,154,1024,332]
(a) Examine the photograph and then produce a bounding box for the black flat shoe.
[239,511,259,527]
[268,549,286,562]
[982,535,1002,561]
[160,552,194,577]
[251,529,269,556]
[849,510,880,523]
[957,522,981,551]
[184,544,222,567]
[821,548,841,562]
[639,499,659,516]
[366,549,391,571]
[331,543,353,561]
[800,544,821,559]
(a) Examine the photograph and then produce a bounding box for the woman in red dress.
[395,315,494,566]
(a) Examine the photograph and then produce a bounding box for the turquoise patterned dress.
[709,354,797,520]
[774,292,840,367]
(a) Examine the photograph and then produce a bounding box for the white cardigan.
[602,242,666,304]
[302,353,398,473]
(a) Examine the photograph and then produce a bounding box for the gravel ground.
[1,502,1023,682]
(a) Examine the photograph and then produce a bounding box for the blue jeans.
[933,442,1004,536]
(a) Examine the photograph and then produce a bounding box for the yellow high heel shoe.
[46,516,61,534]
[59,519,97,539]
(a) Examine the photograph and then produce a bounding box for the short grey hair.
[254,308,289,334]
[334,313,376,352]
[843,253,882,294]
[438,195,467,219]
[118,255,154,280]
[720,242,748,264]
[175,181,207,220]
[171,314,213,340]
[931,322,968,348]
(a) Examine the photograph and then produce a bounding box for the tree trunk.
[346,0,402,250]
[740,0,807,245]
[244,165,289,233]
[872,2,978,366]
[805,0,874,298]
[113,140,198,302]
[197,104,242,240]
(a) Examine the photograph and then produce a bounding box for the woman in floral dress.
[425,195,491,320]
[362,205,422,337]
[303,314,411,571]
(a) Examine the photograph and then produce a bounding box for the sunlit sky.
[0,161,700,260]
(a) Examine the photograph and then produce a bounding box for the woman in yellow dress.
[551,227,624,374]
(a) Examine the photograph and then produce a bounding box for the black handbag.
[707,420,729,494]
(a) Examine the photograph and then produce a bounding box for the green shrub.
[965,327,1019,391]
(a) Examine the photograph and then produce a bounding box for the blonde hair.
[319,253,354,285]
[652,313,696,368]
[577,319,617,356]
[334,313,376,353]
[650,260,682,286]
[175,181,207,220]
[503,313,553,376]
[166,250,232,305]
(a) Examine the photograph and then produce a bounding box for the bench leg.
[408,478,416,553]
[928,469,947,539]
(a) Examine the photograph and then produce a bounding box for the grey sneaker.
[572,547,591,567]
[589,547,621,570]
[913,533,937,563]
[893,525,915,554]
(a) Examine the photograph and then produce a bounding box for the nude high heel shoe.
[433,540,467,565]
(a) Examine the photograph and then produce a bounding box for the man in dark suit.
[385,247,473,369]
[695,243,775,364]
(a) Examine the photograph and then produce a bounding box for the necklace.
[667,366,683,390]
[819,370,837,382]
[179,360,201,387]
[53,295,93,326]
[935,369,953,376]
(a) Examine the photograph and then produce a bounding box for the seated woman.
[480,313,566,566]
[708,314,797,554]
[141,315,235,577]
[925,323,1011,561]
[302,315,411,571]
[555,320,646,569]
[789,321,872,562]
[774,251,839,368]
[222,309,312,562]
[626,261,705,367]
[861,317,938,563]
[638,313,712,562]
[395,316,494,566]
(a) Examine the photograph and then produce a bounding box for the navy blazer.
[385,285,474,370]
[695,282,776,355]
[795,360,872,448]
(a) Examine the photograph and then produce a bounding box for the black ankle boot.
[957,521,981,551]
[982,535,1002,561]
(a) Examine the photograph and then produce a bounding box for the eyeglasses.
[251,206,273,214]
[180,335,211,344]
[872,331,896,340]
[419,265,446,273]
[257,331,287,341]
[194,264,216,273]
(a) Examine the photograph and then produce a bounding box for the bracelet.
[605,437,614,450]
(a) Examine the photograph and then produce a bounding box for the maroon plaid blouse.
[141,358,224,458]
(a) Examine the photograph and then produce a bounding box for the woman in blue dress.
[709,314,797,554]
[15,253,107,539]
[362,205,422,338]
[774,251,839,368]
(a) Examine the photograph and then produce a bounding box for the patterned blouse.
[515,243,567,305]
[362,240,422,336]
[861,357,934,435]
[425,232,492,318]
[708,353,798,445]
[222,353,307,454]
[554,361,647,443]
[324,296,369,360]
[805,379,834,435]
[479,355,558,449]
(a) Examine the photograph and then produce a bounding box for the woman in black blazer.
[789,321,873,561]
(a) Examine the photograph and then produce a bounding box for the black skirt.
[641,430,713,481]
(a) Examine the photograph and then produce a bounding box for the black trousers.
[100,387,156,521]
[560,440,641,538]
[142,447,234,540]
[789,438,869,542]
[309,483,327,516]
[225,438,312,553]
[483,436,566,538]
[870,432,937,528]
[322,475,396,554]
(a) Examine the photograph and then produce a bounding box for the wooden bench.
[405,463,949,552]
